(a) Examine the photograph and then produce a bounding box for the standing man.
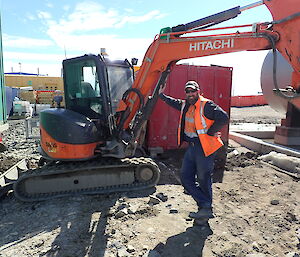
[159,80,229,221]
[52,90,63,108]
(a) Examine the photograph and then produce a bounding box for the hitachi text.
[189,39,234,51]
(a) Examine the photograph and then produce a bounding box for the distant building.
[4,73,64,91]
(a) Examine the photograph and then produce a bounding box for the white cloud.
[43,2,117,36]
[37,11,52,20]
[49,33,152,59]
[63,5,70,12]
[115,10,165,28]
[124,8,134,13]
[30,1,165,65]
[26,13,36,21]
[3,34,54,48]
[46,2,54,8]
[39,1,164,37]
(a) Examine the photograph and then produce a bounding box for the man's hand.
[207,131,221,137]
[158,82,167,95]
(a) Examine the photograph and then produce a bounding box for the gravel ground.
[0,106,299,257]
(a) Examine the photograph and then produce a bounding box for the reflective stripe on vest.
[184,105,198,138]
[197,100,208,134]
[185,117,194,123]
[197,128,208,134]
[177,101,186,144]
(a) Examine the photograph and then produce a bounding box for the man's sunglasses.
[185,89,197,94]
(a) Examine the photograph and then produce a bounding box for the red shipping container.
[147,64,232,152]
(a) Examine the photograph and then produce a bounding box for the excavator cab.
[14,54,160,202]
[39,54,134,161]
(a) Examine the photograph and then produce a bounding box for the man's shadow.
[150,223,213,257]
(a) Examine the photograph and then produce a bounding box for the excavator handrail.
[158,23,255,39]
[158,31,263,43]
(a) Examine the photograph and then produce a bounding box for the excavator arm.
[115,0,300,156]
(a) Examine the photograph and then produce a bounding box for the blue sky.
[1,0,273,95]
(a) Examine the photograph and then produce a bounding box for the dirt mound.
[225,150,261,170]
[0,155,20,174]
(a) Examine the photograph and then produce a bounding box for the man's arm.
[204,101,229,136]
[159,93,183,111]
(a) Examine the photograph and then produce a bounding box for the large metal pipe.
[260,50,293,114]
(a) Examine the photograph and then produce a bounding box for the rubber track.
[13,157,160,202]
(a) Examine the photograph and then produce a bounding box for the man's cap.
[185,81,200,91]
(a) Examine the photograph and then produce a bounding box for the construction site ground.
[0,105,299,257]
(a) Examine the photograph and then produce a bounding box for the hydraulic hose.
[263,33,299,99]
[121,88,144,111]
[116,88,144,132]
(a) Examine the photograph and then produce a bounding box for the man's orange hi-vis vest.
[177,96,223,157]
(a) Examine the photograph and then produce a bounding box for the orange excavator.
[11,0,300,201]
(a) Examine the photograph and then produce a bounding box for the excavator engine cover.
[39,108,102,160]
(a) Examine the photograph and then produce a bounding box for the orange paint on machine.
[40,125,100,160]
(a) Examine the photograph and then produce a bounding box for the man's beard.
[187,95,199,105]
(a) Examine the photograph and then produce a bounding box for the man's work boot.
[189,208,214,219]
